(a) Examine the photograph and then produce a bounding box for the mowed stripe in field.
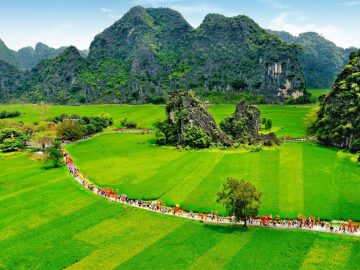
[279,143,304,216]
[160,153,224,206]
[301,238,353,270]
[225,229,314,269]
[115,223,241,269]
[68,212,184,270]
[188,229,254,270]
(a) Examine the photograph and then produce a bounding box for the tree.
[0,128,26,152]
[265,119,272,130]
[33,131,56,148]
[56,120,85,141]
[217,178,261,227]
[46,141,63,168]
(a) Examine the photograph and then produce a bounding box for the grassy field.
[0,153,359,269]
[66,133,360,221]
[0,103,312,137]
[308,89,330,102]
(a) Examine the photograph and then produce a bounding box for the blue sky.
[0,0,359,50]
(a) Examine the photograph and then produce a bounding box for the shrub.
[183,127,211,149]
[0,128,26,152]
[0,110,21,119]
[120,118,137,129]
[126,121,137,129]
[349,139,360,153]
[265,119,272,130]
[154,120,177,145]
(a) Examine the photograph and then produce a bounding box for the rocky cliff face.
[165,91,230,146]
[310,50,360,151]
[84,6,305,104]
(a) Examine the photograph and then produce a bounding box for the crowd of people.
[63,151,359,236]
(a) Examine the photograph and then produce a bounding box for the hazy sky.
[0,0,359,50]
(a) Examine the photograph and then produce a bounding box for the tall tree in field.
[217,178,261,227]
[56,120,84,141]
[46,140,63,168]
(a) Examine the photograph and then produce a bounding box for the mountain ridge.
[269,30,358,88]
[1,6,306,104]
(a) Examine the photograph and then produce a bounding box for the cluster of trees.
[284,91,312,105]
[0,112,113,167]
[120,118,137,129]
[0,110,21,119]
[49,113,113,141]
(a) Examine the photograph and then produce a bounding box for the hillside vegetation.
[310,50,360,153]
[0,6,306,104]
[270,31,357,89]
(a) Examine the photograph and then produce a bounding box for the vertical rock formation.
[165,90,230,146]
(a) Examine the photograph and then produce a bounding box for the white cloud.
[268,12,358,47]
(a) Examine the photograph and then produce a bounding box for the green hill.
[270,31,357,89]
[310,50,360,152]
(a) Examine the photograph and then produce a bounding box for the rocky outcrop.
[165,91,230,146]
[310,50,360,152]
[220,100,279,146]
[220,100,260,142]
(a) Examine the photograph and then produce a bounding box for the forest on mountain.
[0,6,306,104]
[1,6,357,105]
[309,49,360,153]
[269,30,357,89]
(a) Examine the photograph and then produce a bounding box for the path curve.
[63,150,359,237]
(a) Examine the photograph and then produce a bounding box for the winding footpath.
[63,150,359,237]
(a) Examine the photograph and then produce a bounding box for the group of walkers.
[63,151,359,236]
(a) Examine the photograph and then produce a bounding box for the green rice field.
[66,133,360,221]
[0,153,359,269]
[0,103,311,137]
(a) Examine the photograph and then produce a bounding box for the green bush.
[183,127,211,149]
[349,139,360,153]
[265,119,272,130]
[0,128,26,152]
[0,110,21,119]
